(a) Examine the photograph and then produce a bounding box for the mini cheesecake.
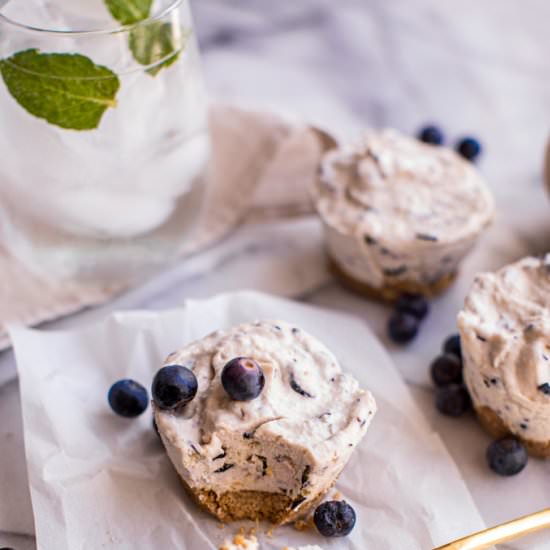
[313,129,495,301]
[459,255,550,458]
[154,321,376,524]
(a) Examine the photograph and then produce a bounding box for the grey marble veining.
[2,1,550,548]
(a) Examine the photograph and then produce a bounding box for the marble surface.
[2,0,550,548]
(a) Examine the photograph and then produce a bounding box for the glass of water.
[0,0,210,282]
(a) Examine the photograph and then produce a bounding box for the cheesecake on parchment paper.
[154,321,376,524]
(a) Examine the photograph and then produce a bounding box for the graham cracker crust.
[179,476,332,525]
[329,257,457,303]
[475,405,550,459]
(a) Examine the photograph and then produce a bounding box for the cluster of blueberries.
[431,334,470,416]
[388,295,528,478]
[108,358,356,538]
[430,334,528,477]
[387,293,429,344]
[417,125,482,162]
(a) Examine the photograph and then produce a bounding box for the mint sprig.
[104,0,152,25]
[129,22,184,76]
[0,49,120,131]
[104,0,184,77]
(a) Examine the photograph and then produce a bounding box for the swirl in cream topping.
[314,129,495,288]
[155,321,376,519]
[459,255,550,443]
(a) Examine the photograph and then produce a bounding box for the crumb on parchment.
[293,520,309,532]
[218,526,324,550]
[293,514,315,532]
[218,532,258,550]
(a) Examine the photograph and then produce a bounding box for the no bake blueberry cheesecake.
[314,129,495,301]
[153,321,376,524]
[459,255,550,458]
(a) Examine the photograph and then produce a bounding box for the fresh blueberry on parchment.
[314,500,356,537]
[108,379,148,418]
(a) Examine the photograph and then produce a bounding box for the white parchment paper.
[10,291,486,550]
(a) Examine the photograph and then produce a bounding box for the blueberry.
[314,500,356,537]
[456,137,482,161]
[443,333,462,360]
[417,125,444,145]
[486,437,528,476]
[388,311,419,344]
[152,365,198,410]
[430,353,463,387]
[396,293,429,320]
[435,384,471,416]
[221,357,265,401]
[108,379,148,418]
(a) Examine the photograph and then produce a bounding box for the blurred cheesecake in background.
[313,129,495,302]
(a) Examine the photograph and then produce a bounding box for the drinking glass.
[0,0,210,282]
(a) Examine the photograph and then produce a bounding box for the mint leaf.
[129,22,185,77]
[104,0,152,25]
[103,1,183,76]
[0,49,120,131]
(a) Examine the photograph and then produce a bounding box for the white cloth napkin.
[0,105,329,351]
[9,292,486,550]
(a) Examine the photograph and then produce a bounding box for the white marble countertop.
[1,1,550,548]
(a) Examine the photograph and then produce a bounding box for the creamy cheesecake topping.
[155,321,376,514]
[459,255,550,442]
[314,129,494,287]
